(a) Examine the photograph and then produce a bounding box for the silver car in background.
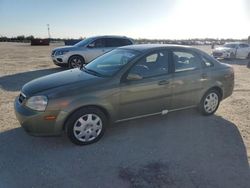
[51,36,134,68]
[212,42,250,59]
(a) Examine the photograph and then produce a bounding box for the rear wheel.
[68,55,85,68]
[199,90,221,115]
[66,107,107,145]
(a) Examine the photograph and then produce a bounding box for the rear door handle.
[158,80,169,85]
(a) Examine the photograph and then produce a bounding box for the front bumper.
[14,97,67,136]
[212,51,231,59]
[51,55,68,66]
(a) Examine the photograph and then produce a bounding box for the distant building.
[31,39,49,46]
[64,39,82,46]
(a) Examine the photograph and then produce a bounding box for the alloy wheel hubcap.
[73,114,102,142]
[70,58,82,68]
[204,92,219,113]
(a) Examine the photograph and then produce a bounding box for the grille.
[18,92,26,104]
[213,52,223,57]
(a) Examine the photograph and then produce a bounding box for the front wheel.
[229,52,235,59]
[199,90,221,116]
[66,107,107,145]
[247,53,250,59]
[68,55,85,68]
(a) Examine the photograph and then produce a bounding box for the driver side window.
[89,39,105,48]
[128,50,169,79]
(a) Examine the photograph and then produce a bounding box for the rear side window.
[173,50,201,72]
[239,44,249,48]
[105,38,132,47]
[120,39,133,45]
[201,55,214,67]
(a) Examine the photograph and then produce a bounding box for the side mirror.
[87,43,95,48]
[127,73,143,81]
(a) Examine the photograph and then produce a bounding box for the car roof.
[92,35,131,39]
[119,44,195,52]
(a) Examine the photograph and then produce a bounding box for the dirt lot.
[0,42,249,188]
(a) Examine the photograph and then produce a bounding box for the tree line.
[0,35,249,45]
[0,35,64,42]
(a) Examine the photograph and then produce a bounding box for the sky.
[0,0,249,39]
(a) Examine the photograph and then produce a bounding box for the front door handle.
[158,80,169,85]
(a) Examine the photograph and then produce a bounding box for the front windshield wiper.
[82,67,106,77]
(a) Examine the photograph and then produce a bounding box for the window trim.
[174,67,199,73]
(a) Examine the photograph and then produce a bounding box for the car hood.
[214,47,232,52]
[22,68,104,96]
[52,46,76,51]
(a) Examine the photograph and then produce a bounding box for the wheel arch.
[63,104,111,131]
[204,86,223,100]
[68,54,86,64]
[247,52,250,59]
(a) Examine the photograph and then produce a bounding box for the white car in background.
[51,36,134,68]
[212,42,250,59]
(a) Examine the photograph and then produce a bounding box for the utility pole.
[47,24,51,39]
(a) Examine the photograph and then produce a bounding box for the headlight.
[25,96,48,111]
[56,50,69,56]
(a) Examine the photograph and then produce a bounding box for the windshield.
[223,43,237,48]
[74,37,93,47]
[84,49,140,77]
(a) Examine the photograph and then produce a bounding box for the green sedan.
[14,44,234,145]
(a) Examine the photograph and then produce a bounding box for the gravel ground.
[0,42,249,188]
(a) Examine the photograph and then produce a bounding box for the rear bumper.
[222,79,234,100]
[221,67,234,100]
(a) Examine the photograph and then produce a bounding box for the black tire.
[247,60,250,69]
[247,53,250,59]
[229,52,235,59]
[199,89,221,116]
[68,55,85,68]
[65,107,107,145]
